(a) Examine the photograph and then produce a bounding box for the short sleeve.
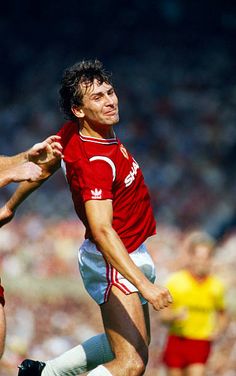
[78,158,115,202]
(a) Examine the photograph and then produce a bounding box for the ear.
[71,105,85,119]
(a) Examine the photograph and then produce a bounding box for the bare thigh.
[185,364,206,376]
[100,286,150,375]
[167,369,185,376]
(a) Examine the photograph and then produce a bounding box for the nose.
[104,94,115,106]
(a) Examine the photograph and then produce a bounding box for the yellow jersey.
[166,270,225,340]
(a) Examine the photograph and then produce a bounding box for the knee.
[121,347,148,376]
[126,357,147,376]
[132,357,147,375]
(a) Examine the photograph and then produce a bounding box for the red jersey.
[0,284,5,306]
[58,121,156,253]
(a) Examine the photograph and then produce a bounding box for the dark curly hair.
[59,59,113,120]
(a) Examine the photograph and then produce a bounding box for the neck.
[188,270,208,281]
[79,120,115,139]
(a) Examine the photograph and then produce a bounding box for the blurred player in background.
[0,60,172,376]
[160,231,228,376]
[0,135,62,359]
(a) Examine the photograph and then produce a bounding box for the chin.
[113,115,120,124]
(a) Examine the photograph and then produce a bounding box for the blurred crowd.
[1,36,236,237]
[0,219,235,376]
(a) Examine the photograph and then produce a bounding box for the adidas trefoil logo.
[91,188,102,199]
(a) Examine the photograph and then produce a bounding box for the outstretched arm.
[0,135,62,169]
[0,153,28,170]
[0,134,63,188]
[27,135,63,164]
[0,162,43,188]
[0,157,61,227]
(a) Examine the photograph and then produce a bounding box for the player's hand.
[140,282,173,311]
[11,162,42,182]
[28,135,63,164]
[0,204,15,228]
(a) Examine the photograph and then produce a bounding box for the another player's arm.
[0,158,61,227]
[159,306,175,325]
[0,163,43,188]
[0,153,28,169]
[160,305,187,325]
[0,167,23,188]
[0,135,62,188]
[211,309,228,341]
[210,282,229,341]
[27,135,63,164]
[85,199,172,311]
[0,135,62,169]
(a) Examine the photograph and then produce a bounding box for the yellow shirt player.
[161,231,228,376]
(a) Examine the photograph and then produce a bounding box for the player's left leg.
[90,285,150,376]
[185,363,206,376]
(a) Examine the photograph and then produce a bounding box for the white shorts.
[78,239,156,305]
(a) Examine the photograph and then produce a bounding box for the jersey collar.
[79,132,118,145]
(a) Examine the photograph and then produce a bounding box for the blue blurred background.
[1,0,236,237]
[1,1,236,375]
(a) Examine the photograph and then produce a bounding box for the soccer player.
[160,231,228,376]
[0,135,63,359]
[0,60,172,376]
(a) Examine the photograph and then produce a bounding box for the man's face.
[78,79,119,126]
[190,244,212,277]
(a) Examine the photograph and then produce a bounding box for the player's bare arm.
[0,162,43,188]
[210,310,228,341]
[0,158,61,227]
[160,306,188,325]
[0,135,62,169]
[85,199,172,311]
[0,154,26,169]
[27,135,63,164]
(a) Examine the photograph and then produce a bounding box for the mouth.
[104,109,118,116]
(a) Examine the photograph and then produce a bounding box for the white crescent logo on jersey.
[89,156,116,181]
